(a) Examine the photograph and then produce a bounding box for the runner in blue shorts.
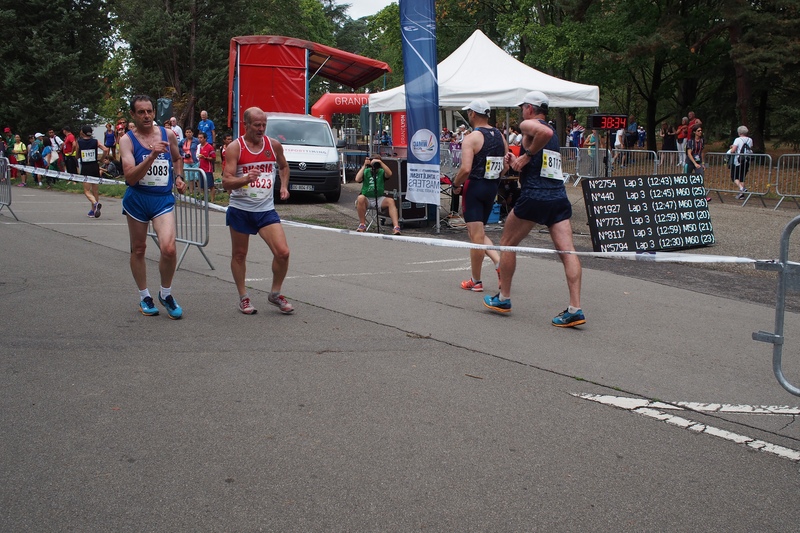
[119,94,187,319]
[482,91,586,327]
[452,98,509,293]
[222,106,294,316]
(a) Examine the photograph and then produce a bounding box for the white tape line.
[14,170,758,265]
[11,164,125,186]
[280,220,757,264]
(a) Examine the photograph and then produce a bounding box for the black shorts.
[462,178,500,224]
[512,194,572,227]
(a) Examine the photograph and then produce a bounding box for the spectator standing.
[687,111,701,133]
[77,125,108,217]
[676,117,689,166]
[4,128,18,179]
[197,110,215,145]
[29,133,45,185]
[62,126,78,175]
[659,122,678,166]
[686,125,706,181]
[196,131,216,202]
[103,123,117,160]
[637,125,646,148]
[46,129,64,171]
[169,117,183,144]
[12,134,27,185]
[729,125,753,199]
[584,128,599,176]
[623,115,637,165]
[181,128,200,194]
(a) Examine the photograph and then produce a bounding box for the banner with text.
[400,0,440,205]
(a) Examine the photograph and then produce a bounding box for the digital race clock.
[587,113,628,130]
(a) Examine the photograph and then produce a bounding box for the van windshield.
[266,119,334,147]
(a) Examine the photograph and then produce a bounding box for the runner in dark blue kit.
[483,91,586,327]
[119,94,187,319]
[452,98,509,292]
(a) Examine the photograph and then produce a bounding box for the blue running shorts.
[512,194,572,227]
[462,178,500,224]
[226,206,281,235]
[122,188,175,223]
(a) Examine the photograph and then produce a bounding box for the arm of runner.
[167,129,186,194]
[222,139,246,192]
[120,134,166,186]
[512,119,554,172]
[272,139,291,201]
[452,133,477,188]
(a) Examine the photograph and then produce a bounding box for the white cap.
[35,132,44,138]
[517,90,549,108]
[462,98,491,115]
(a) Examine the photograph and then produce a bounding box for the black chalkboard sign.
[581,173,715,252]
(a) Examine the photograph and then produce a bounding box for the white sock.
[498,293,510,301]
[139,288,151,300]
[240,293,249,301]
[160,286,171,299]
[568,305,581,314]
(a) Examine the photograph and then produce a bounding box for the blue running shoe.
[552,308,586,327]
[158,293,183,320]
[483,293,511,313]
[139,296,159,316]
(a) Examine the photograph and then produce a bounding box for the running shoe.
[483,293,511,313]
[94,202,102,218]
[356,223,366,232]
[158,293,183,320]
[268,293,294,314]
[552,308,586,327]
[238,296,257,315]
[393,226,402,235]
[87,210,95,217]
[139,296,159,316]
[461,278,484,292]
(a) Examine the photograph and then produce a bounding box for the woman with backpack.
[29,133,45,186]
[728,125,753,200]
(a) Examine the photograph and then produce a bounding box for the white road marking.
[574,393,800,462]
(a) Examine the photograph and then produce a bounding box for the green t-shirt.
[360,167,385,197]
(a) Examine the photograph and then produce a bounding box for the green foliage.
[0,0,112,135]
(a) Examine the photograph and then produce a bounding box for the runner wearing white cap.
[452,98,509,293]
[483,90,586,327]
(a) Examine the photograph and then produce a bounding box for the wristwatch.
[524,149,534,157]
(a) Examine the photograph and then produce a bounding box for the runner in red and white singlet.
[223,107,294,316]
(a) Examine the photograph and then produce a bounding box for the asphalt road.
[2,184,800,531]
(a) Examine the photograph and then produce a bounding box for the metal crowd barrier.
[559,147,579,184]
[703,152,772,206]
[147,167,213,270]
[774,155,800,210]
[0,157,18,220]
[608,149,658,178]
[655,150,685,173]
[753,214,800,396]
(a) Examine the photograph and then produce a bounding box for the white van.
[265,113,345,202]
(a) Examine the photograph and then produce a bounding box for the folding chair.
[356,196,391,232]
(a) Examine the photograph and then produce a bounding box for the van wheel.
[324,186,341,203]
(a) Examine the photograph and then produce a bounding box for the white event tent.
[368,30,599,112]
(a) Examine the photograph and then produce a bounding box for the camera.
[371,161,381,171]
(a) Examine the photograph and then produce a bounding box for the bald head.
[244,107,266,126]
